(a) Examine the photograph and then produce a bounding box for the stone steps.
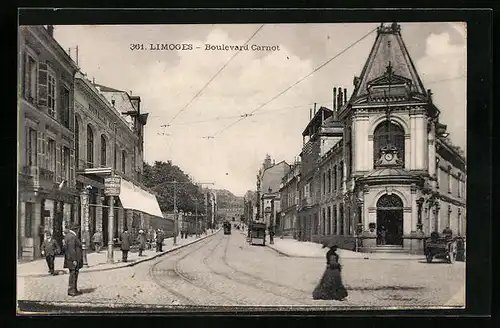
[362,245,408,253]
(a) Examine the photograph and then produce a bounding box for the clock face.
[384,153,394,161]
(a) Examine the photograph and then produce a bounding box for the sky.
[53,22,466,197]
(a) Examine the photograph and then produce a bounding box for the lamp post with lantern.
[80,187,91,266]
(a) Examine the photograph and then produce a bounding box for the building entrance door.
[376,194,404,246]
[53,202,64,250]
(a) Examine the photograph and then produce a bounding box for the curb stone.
[265,244,427,261]
[18,229,221,278]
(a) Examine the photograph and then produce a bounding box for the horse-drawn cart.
[424,232,460,264]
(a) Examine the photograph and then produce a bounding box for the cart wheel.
[426,253,433,263]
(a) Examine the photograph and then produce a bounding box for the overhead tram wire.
[161,24,265,128]
[211,27,378,138]
[162,74,464,130]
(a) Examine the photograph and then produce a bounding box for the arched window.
[86,125,94,168]
[75,116,80,168]
[373,121,405,167]
[121,150,127,174]
[376,194,404,209]
[100,135,107,167]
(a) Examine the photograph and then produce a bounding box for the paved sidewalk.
[17,229,220,278]
[264,236,425,260]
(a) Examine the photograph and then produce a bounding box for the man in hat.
[137,229,146,256]
[120,228,132,262]
[63,223,83,296]
[41,231,60,275]
[155,229,163,252]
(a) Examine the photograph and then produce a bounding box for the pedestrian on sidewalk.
[41,231,60,276]
[159,229,165,251]
[155,229,163,252]
[91,230,103,253]
[63,224,83,297]
[137,230,146,256]
[120,229,132,262]
[312,243,348,301]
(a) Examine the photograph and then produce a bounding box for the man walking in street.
[120,228,132,262]
[91,230,103,253]
[63,224,83,296]
[137,229,146,256]
[42,231,60,276]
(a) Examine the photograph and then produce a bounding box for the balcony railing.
[39,168,54,181]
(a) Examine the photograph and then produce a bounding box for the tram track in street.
[174,234,246,305]
[218,234,315,304]
[200,234,305,305]
[149,234,217,305]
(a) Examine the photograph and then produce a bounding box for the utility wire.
[162,24,265,127]
[211,27,378,137]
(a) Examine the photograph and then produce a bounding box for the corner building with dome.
[295,23,466,254]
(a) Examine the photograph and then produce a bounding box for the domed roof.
[365,167,412,178]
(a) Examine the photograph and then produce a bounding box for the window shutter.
[56,144,62,183]
[44,138,49,170]
[38,63,48,107]
[22,52,28,98]
[37,132,44,169]
[70,149,75,187]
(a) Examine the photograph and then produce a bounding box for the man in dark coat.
[137,230,146,256]
[120,229,132,262]
[41,231,60,275]
[63,224,84,296]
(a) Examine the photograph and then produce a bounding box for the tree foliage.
[142,161,210,214]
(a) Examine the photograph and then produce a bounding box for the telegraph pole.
[173,180,177,245]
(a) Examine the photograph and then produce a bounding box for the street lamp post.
[173,180,178,246]
[80,188,90,266]
[107,195,114,263]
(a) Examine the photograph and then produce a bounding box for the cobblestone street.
[17,230,465,311]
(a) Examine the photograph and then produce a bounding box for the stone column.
[367,135,374,171]
[95,194,103,233]
[410,184,417,232]
[404,134,411,169]
[409,113,417,170]
[415,111,428,170]
[428,120,436,178]
[336,204,341,235]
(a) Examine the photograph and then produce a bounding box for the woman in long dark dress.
[312,244,348,301]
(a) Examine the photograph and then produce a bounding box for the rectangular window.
[322,173,326,195]
[327,206,331,235]
[339,161,344,188]
[339,203,344,235]
[25,202,33,237]
[448,167,452,194]
[333,205,337,235]
[328,169,331,193]
[322,208,326,235]
[62,146,70,180]
[59,87,70,128]
[48,139,56,172]
[448,205,452,228]
[333,165,337,190]
[47,71,56,117]
[25,54,37,103]
[26,128,37,166]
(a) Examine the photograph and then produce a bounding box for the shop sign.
[104,176,121,196]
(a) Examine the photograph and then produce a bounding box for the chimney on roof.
[314,102,317,115]
[344,88,347,104]
[92,77,95,84]
[46,25,54,37]
[333,87,337,112]
[130,90,133,95]
[309,108,312,120]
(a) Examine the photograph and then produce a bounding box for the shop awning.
[118,179,163,217]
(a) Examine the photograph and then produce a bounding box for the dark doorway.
[376,194,404,246]
[53,201,64,250]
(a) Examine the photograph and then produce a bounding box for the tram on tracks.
[249,222,266,246]
[223,221,232,235]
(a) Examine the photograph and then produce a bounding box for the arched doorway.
[376,194,404,246]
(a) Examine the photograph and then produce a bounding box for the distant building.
[256,155,290,228]
[279,160,301,238]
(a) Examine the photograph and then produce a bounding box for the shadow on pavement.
[79,287,97,295]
